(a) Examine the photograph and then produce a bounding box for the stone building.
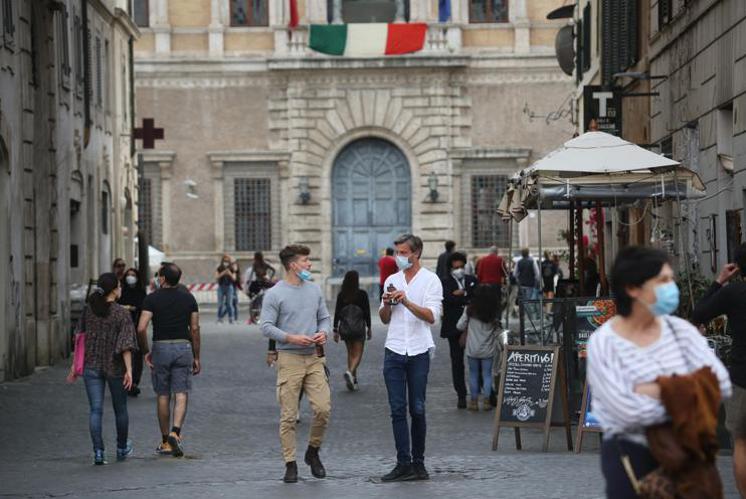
[133,0,575,293]
[0,0,138,381]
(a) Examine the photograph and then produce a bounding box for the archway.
[331,137,411,277]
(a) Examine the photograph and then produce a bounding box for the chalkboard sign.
[492,345,572,452]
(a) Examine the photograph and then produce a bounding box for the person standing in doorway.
[440,252,477,409]
[66,273,137,465]
[514,248,541,320]
[379,234,443,482]
[119,267,146,397]
[261,245,331,484]
[378,247,398,301]
[137,263,201,458]
[333,270,372,391]
[435,240,456,280]
[216,254,236,324]
[692,245,746,497]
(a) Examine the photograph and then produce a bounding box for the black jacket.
[440,274,478,338]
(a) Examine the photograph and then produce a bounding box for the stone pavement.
[0,313,739,498]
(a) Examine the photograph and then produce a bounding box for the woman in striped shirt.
[587,246,731,498]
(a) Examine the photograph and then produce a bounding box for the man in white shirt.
[378,234,443,482]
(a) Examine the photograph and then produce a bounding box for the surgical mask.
[396,255,412,271]
[125,275,137,286]
[297,269,313,281]
[649,282,680,317]
[451,268,465,279]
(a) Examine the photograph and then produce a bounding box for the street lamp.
[427,172,439,202]
[298,176,311,204]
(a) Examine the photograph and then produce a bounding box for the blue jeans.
[231,287,239,321]
[468,356,493,400]
[83,368,129,452]
[383,348,430,465]
[217,284,235,321]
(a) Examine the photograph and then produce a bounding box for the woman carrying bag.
[333,270,371,391]
[67,273,138,465]
[587,247,732,498]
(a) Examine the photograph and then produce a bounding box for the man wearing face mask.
[119,268,147,396]
[260,244,331,484]
[440,252,478,409]
[379,234,443,482]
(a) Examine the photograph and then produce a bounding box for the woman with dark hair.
[587,246,731,498]
[66,272,138,465]
[119,268,146,397]
[333,270,371,391]
[456,285,501,411]
[245,251,277,295]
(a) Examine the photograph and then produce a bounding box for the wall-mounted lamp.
[298,176,311,204]
[427,172,439,202]
[184,179,199,199]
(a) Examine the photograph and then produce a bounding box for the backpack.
[338,303,367,340]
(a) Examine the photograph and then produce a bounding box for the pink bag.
[73,332,86,376]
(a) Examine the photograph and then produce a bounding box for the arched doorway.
[332,138,411,277]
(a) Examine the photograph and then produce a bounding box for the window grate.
[234,178,271,251]
[139,177,153,246]
[471,175,510,248]
[230,0,268,27]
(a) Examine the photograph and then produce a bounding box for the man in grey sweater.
[260,244,331,484]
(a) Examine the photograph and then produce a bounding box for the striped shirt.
[587,315,731,445]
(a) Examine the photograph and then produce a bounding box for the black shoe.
[412,463,430,481]
[457,396,467,409]
[283,461,298,483]
[380,463,416,482]
[127,386,141,397]
[304,445,326,478]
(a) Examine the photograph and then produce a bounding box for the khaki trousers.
[276,351,331,463]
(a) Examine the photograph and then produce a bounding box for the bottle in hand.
[387,284,399,305]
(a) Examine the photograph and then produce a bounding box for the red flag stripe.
[384,23,427,55]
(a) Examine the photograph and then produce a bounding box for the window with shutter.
[601,0,639,84]
[658,0,672,29]
[582,3,591,73]
[56,6,71,91]
[2,0,14,50]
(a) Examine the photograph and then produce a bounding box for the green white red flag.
[308,23,427,57]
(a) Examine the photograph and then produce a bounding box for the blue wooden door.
[332,138,411,277]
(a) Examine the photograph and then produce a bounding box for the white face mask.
[451,268,465,280]
[125,275,137,286]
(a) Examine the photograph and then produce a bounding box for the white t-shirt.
[379,267,443,356]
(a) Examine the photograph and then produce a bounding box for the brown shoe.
[482,399,493,411]
[167,432,183,458]
[467,398,479,411]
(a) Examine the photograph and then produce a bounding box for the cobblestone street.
[0,314,738,498]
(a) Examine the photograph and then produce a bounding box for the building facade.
[133,0,575,293]
[0,0,138,381]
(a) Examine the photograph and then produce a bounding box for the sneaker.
[116,440,134,461]
[412,463,430,481]
[167,432,184,458]
[457,396,467,409]
[283,461,298,483]
[304,445,326,479]
[93,449,107,465]
[380,463,416,482]
[343,371,355,391]
[482,398,493,411]
[156,441,173,455]
[353,380,360,391]
[467,398,479,411]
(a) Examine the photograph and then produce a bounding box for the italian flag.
[309,23,427,57]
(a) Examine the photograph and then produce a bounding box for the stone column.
[510,0,530,54]
[153,0,171,55]
[209,0,224,56]
[331,0,342,24]
[395,0,405,22]
[210,159,225,253]
[159,160,173,253]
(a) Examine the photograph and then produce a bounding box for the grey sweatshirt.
[260,280,331,354]
[456,310,501,359]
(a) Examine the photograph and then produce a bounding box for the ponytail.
[88,272,119,317]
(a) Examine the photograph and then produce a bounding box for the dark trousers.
[83,368,129,451]
[600,438,658,499]
[383,348,430,465]
[131,351,143,387]
[446,336,467,398]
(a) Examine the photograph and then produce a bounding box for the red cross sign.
[134,118,164,149]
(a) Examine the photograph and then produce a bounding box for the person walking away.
[333,270,372,391]
[260,245,331,484]
[587,246,731,498]
[435,240,456,280]
[379,234,443,482]
[514,249,541,322]
[378,247,398,301]
[475,246,507,303]
[119,268,146,397]
[137,263,201,458]
[231,259,241,323]
[112,258,126,282]
[66,273,137,465]
[215,254,236,324]
[456,285,501,411]
[440,252,478,409]
[691,244,746,497]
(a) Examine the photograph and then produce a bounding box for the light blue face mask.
[649,282,680,316]
[297,269,313,281]
[396,255,412,271]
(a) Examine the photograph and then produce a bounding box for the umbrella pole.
[538,199,545,342]
[569,204,576,281]
[596,201,608,295]
[505,217,513,330]
[577,200,586,296]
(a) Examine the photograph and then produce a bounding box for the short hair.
[489,246,498,254]
[735,244,746,272]
[112,258,126,269]
[610,246,670,317]
[385,247,394,256]
[279,245,310,269]
[394,234,423,258]
[448,251,467,268]
[445,240,456,252]
[160,262,182,286]
[521,248,529,258]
